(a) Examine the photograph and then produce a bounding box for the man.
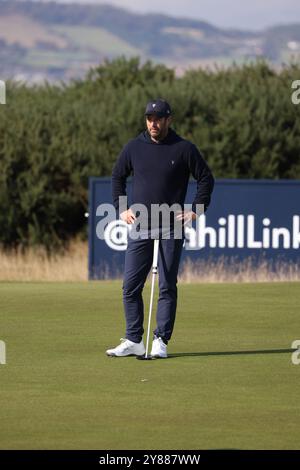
[106,99,214,358]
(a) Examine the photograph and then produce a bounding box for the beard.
[149,125,168,141]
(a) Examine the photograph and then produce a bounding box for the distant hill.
[0,0,299,82]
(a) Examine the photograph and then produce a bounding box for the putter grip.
[153,239,159,270]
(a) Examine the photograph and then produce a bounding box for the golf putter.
[137,238,159,361]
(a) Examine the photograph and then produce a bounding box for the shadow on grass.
[168,348,295,359]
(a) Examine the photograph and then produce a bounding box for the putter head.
[136,354,153,361]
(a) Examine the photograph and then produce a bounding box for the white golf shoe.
[150,336,168,358]
[106,338,145,357]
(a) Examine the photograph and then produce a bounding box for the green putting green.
[0,281,299,449]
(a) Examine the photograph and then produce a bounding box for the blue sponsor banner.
[88,178,300,279]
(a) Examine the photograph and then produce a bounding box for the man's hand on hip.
[120,209,136,224]
[176,210,197,226]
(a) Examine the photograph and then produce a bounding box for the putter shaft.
[144,239,159,358]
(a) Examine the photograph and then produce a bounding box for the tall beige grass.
[179,256,300,283]
[0,241,299,282]
[0,240,88,282]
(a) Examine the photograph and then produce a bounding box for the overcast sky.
[33,0,300,30]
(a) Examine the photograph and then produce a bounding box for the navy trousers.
[122,236,184,344]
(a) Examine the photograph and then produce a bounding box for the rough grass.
[0,282,299,449]
[0,241,87,282]
[0,241,299,283]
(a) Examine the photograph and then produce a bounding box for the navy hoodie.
[112,128,214,221]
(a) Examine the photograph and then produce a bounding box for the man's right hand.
[120,208,136,224]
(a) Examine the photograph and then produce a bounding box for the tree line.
[0,57,299,249]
